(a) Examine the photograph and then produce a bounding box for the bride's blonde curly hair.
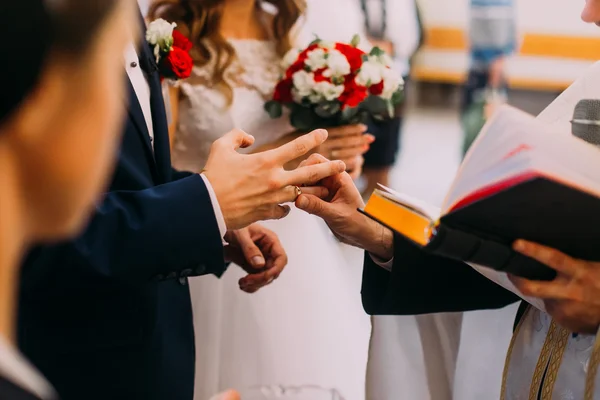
[148,0,306,105]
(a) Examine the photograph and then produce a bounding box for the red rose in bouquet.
[265,35,404,131]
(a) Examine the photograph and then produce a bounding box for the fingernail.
[336,160,346,171]
[316,129,328,141]
[282,205,291,217]
[296,196,308,208]
[366,134,376,143]
[359,124,368,131]
[514,240,525,252]
[252,256,265,267]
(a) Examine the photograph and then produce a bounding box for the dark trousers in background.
[364,76,410,169]
[460,69,508,156]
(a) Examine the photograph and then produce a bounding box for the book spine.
[427,224,556,281]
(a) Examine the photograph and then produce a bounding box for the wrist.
[355,215,394,260]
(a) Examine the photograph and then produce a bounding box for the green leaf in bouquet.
[351,34,361,47]
[391,89,404,106]
[309,35,321,46]
[331,76,344,85]
[314,101,341,119]
[290,104,318,132]
[264,100,283,119]
[341,106,359,122]
[361,95,388,115]
[369,47,385,57]
[387,101,395,119]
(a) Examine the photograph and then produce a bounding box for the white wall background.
[138,0,148,15]
[418,0,600,36]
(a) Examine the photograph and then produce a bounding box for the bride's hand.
[204,128,343,230]
[224,224,288,293]
[346,155,364,180]
[295,154,394,260]
[316,124,374,172]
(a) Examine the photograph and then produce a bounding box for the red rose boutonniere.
[146,19,193,81]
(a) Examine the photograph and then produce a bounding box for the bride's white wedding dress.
[172,39,371,400]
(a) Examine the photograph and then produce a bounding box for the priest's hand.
[209,390,241,400]
[510,240,600,334]
[295,154,393,260]
[224,224,288,294]
[204,128,344,230]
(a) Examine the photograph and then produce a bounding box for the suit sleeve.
[361,234,519,315]
[22,174,226,289]
[171,168,193,181]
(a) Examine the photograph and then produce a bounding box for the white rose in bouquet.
[292,70,316,101]
[282,48,301,69]
[305,48,328,71]
[381,69,405,100]
[355,60,384,86]
[323,50,351,78]
[310,81,345,102]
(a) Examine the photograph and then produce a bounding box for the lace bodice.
[172,39,293,173]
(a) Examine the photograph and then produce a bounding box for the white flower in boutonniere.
[146,18,194,82]
[146,19,177,63]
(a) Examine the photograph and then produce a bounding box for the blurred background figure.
[358,0,424,196]
[0,0,135,399]
[460,0,517,156]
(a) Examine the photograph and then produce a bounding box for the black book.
[363,106,600,281]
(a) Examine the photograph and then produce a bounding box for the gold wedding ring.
[294,185,302,200]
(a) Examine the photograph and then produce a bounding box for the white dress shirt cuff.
[200,174,228,245]
[369,254,394,271]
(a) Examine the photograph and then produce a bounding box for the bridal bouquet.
[265,36,404,131]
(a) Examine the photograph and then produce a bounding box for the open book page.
[442,105,600,213]
[537,61,600,130]
[376,184,441,221]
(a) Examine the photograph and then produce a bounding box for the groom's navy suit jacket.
[17,19,225,400]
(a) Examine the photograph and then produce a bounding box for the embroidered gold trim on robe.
[540,326,570,399]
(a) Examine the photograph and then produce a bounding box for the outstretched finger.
[285,160,346,187]
[217,128,255,150]
[513,240,580,276]
[298,153,331,168]
[328,124,368,138]
[266,129,328,165]
[508,274,572,301]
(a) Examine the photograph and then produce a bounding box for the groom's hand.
[204,129,343,230]
[295,154,394,260]
[224,224,288,293]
